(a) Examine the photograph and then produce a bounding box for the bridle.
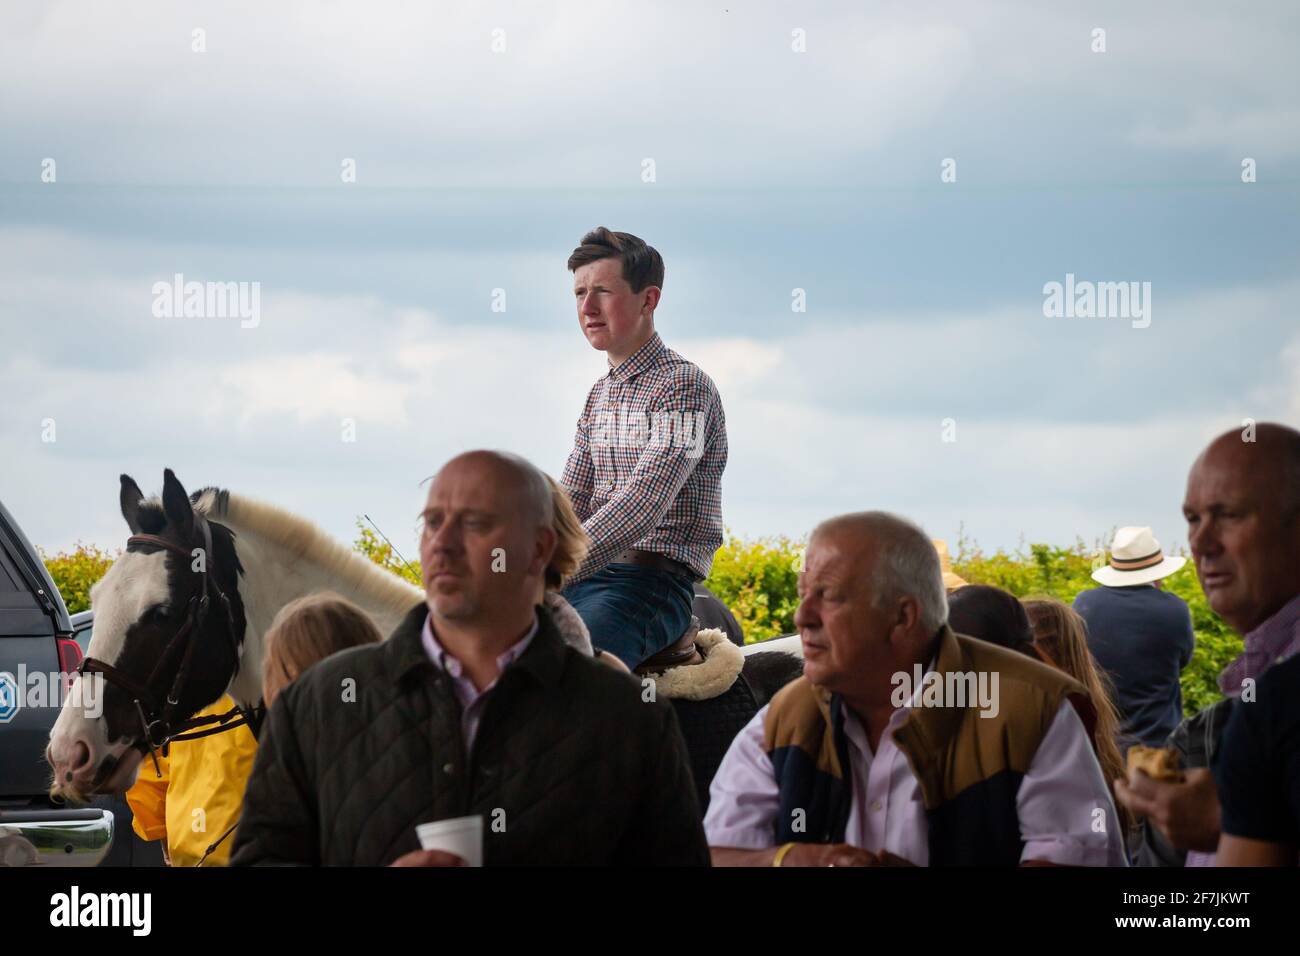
[79,514,264,779]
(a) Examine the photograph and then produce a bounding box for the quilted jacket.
[230,601,708,866]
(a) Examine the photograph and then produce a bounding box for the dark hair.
[947,585,1037,658]
[567,227,664,293]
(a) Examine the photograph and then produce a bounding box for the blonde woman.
[263,592,384,708]
[542,473,630,674]
[1024,597,1133,836]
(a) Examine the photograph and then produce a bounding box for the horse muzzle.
[47,737,142,801]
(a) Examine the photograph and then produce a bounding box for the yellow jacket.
[125,694,258,867]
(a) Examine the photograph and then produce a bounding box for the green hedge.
[42,526,1239,719]
[40,543,117,615]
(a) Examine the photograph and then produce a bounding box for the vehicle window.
[0,546,27,593]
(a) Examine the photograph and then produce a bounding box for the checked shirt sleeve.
[560,386,597,521]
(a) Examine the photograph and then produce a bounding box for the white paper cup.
[416,815,483,867]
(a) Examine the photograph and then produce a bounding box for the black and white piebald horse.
[47,469,424,801]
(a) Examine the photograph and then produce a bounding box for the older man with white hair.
[705,511,1127,866]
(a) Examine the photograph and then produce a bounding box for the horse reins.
[79,515,264,780]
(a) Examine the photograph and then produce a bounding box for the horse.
[47,469,424,802]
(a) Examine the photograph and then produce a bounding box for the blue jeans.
[562,563,696,669]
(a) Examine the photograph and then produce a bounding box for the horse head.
[47,469,246,801]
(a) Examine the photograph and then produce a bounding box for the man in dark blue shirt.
[1073,526,1194,751]
[1116,423,1300,861]
[1214,651,1300,865]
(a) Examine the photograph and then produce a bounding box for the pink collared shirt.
[421,613,538,751]
[1218,592,1300,698]
[704,698,1128,866]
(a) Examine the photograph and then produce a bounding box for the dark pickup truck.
[0,497,118,866]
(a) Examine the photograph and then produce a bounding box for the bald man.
[232,450,707,866]
[1118,423,1300,866]
[705,512,1126,866]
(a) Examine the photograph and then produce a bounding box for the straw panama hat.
[932,539,968,591]
[1092,526,1186,587]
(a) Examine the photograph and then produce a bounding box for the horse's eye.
[147,604,173,624]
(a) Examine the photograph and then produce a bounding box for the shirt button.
[443,763,456,776]
[871,800,883,812]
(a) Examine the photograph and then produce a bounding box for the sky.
[1,0,1297,564]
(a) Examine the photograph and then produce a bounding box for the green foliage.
[703,533,803,643]
[702,530,1242,719]
[1164,571,1241,717]
[949,534,1238,717]
[41,519,1240,719]
[949,528,1106,599]
[40,543,118,614]
[353,521,422,586]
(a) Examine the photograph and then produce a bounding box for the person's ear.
[888,596,921,645]
[642,286,661,316]
[531,526,558,577]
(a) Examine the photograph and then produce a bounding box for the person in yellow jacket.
[125,694,258,867]
[127,593,386,866]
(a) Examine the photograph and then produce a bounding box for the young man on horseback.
[560,227,728,669]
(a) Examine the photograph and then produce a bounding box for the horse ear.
[120,474,145,534]
[161,468,194,539]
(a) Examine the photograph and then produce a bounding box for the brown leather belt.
[613,548,694,579]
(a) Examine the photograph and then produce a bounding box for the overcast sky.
[2,0,1297,563]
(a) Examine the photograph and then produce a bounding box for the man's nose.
[423,524,460,555]
[793,601,816,629]
[1188,517,1217,558]
[581,293,599,315]
[431,527,460,552]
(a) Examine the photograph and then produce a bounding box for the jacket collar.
[607,331,665,384]
[811,626,967,759]
[894,625,968,748]
[388,601,568,688]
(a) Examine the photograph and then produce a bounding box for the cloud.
[1248,333,1300,425]
[0,1,975,188]
[678,339,784,394]
[6,269,1294,559]
[11,1,1295,189]
[1131,109,1300,159]
[216,354,420,428]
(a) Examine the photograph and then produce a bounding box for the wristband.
[772,842,797,867]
